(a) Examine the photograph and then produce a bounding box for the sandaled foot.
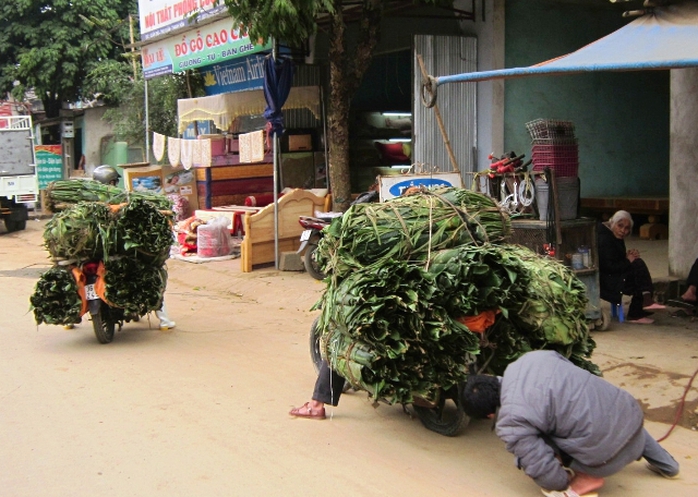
[289,402,326,419]
[628,317,654,324]
[643,302,666,311]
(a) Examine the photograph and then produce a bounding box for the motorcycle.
[308,317,471,436]
[297,190,379,280]
[297,214,336,280]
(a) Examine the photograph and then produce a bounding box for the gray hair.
[609,210,634,230]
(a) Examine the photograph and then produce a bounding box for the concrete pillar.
[669,68,698,278]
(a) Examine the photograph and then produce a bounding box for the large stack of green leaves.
[30,181,173,326]
[313,187,598,406]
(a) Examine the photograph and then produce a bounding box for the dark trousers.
[623,258,654,320]
[312,360,345,406]
[687,258,698,287]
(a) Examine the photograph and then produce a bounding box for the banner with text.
[35,145,63,189]
[201,53,266,95]
[138,0,227,41]
[141,17,271,79]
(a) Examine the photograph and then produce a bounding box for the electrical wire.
[656,364,698,442]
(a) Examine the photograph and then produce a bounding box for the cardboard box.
[288,134,312,152]
[123,165,163,194]
[161,165,199,215]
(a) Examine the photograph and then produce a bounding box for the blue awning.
[435,1,698,86]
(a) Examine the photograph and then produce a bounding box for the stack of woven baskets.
[526,119,580,221]
[526,118,579,178]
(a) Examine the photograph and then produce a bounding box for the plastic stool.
[611,303,625,323]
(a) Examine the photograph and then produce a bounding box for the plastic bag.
[196,217,232,258]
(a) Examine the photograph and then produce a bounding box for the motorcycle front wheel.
[91,302,117,344]
[413,384,470,437]
[303,244,326,280]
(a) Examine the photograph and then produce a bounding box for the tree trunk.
[42,97,62,120]
[327,6,352,211]
[326,0,383,212]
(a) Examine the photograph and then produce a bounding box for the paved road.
[1,219,696,496]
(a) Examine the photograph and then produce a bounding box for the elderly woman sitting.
[597,210,665,324]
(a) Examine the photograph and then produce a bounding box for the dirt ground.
[1,218,697,497]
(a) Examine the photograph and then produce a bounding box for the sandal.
[289,402,326,420]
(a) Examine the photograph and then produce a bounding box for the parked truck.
[0,114,38,232]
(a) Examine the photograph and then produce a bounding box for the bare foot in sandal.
[289,400,326,419]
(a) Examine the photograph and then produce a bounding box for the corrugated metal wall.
[413,35,477,177]
[284,65,323,129]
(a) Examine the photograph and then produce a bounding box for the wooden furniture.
[580,197,669,218]
[195,158,274,209]
[240,189,330,272]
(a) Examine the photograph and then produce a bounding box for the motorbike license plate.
[300,229,312,242]
[84,283,99,301]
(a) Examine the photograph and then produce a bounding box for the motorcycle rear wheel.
[413,385,470,437]
[91,302,117,344]
[304,245,326,280]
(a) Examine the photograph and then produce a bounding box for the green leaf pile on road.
[312,188,598,406]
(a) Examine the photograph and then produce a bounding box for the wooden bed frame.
[240,189,330,272]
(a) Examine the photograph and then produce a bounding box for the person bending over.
[461,350,679,497]
[597,210,665,324]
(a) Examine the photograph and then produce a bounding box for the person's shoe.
[159,317,176,330]
[289,402,326,419]
[646,462,679,479]
[627,317,654,324]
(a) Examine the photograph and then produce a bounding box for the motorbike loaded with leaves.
[30,181,174,343]
[308,187,599,436]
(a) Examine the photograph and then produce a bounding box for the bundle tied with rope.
[315,187,512,281]
[30,189,174,326]
[311,187,598,406]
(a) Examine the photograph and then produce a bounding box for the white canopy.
[177,85,321,133]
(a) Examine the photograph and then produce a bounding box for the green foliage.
[0,0,137,117]
[100,69,205,145]
[221,0,335,46]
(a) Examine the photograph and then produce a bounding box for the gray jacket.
[495,350,644,491]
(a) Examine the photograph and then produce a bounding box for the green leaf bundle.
[43,202,114,262]
[103,258,167,316]
[316,262,480,405]
[114,197,173,265]
[316,187,511,280]
[30,266,83,326]
[45,179,173,212]
[314,243,599,405]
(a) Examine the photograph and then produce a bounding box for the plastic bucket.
[535,177,579,221]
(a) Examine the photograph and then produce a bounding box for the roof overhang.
[433,1,698,86]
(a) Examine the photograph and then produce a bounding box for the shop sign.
[378,172,463,201]
[141,17,272,79]
[138,0,226,41]
[202,53,266,95]
[35,145,64,189]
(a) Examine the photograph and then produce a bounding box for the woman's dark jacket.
[597,222,631,303]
